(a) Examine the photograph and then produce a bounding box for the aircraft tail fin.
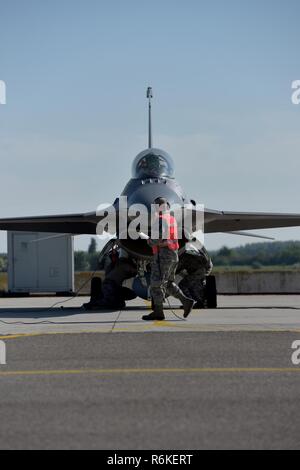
[147,86,153,148]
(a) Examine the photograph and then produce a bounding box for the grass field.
[0,272,104,295]
[74,271,104,294]
[212,266,300,274]
[0,273,6,292]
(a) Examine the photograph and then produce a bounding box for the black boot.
[83,277,103,310]
[142,306,165,321]
[194,300,204,309]
[178,292,195,318]
[82,301,93,311]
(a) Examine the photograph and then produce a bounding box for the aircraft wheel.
[205,275,217,308]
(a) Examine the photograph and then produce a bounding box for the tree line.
[1,239,300,272]
[210,241,300,268]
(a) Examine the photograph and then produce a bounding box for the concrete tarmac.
[1,295,300,336]
[0,295,300,449]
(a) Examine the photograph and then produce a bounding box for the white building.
[7,232,74,294]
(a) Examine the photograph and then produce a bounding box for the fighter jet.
[1,87,300,262]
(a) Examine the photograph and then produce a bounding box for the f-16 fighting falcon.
[1,87,300,310]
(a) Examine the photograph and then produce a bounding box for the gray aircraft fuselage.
[113,147,190,258]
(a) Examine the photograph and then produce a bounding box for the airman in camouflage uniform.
[150,248,181,306]
[142,197,194,321]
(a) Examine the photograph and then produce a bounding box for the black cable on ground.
[166,297,186,322]
[109,308,123,333]
[0,271,98,326]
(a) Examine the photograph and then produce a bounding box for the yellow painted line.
[0,323,174,340]
[0,367,300,377]
[0,328,146,341]
[153,320,176,327]
[2,326,300,341]
[0,333,48,340]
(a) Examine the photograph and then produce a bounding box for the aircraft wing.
[204,209,300,233]
[0,211,103,235]
[2,207,300,237]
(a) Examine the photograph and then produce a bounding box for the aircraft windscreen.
[132,149,174,179]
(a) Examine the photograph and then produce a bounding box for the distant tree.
[251,261,263,270]
[88,238,97,255]
[210,241,300,268]
[0,257,5,272]
[0,255,7,272]
[218,246,232,257]
[74,251,90,271]
[75,240,300,271]
[89,253,100,271]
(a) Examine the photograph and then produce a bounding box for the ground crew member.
[142,197,195,321]
[177,243,213,308]
[83,250,137,310]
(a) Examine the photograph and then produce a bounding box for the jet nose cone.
[127,182,182,211]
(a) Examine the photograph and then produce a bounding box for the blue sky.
[0,0,300,252]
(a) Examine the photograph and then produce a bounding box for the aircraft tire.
[205,275,217,308]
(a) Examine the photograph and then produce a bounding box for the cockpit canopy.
[132,148,175,179]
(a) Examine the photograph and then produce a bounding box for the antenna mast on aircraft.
[147,86,153,149]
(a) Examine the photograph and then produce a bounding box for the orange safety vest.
[152,213,180,254]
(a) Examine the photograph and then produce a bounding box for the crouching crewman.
[177,242,213,309]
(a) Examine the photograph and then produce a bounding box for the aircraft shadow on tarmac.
[0,304,299,325]
[0,305,187,324]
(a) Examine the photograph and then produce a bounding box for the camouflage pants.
[178,268,206,303]
[150,248,182,308]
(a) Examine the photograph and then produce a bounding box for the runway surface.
[0,295,300,449]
